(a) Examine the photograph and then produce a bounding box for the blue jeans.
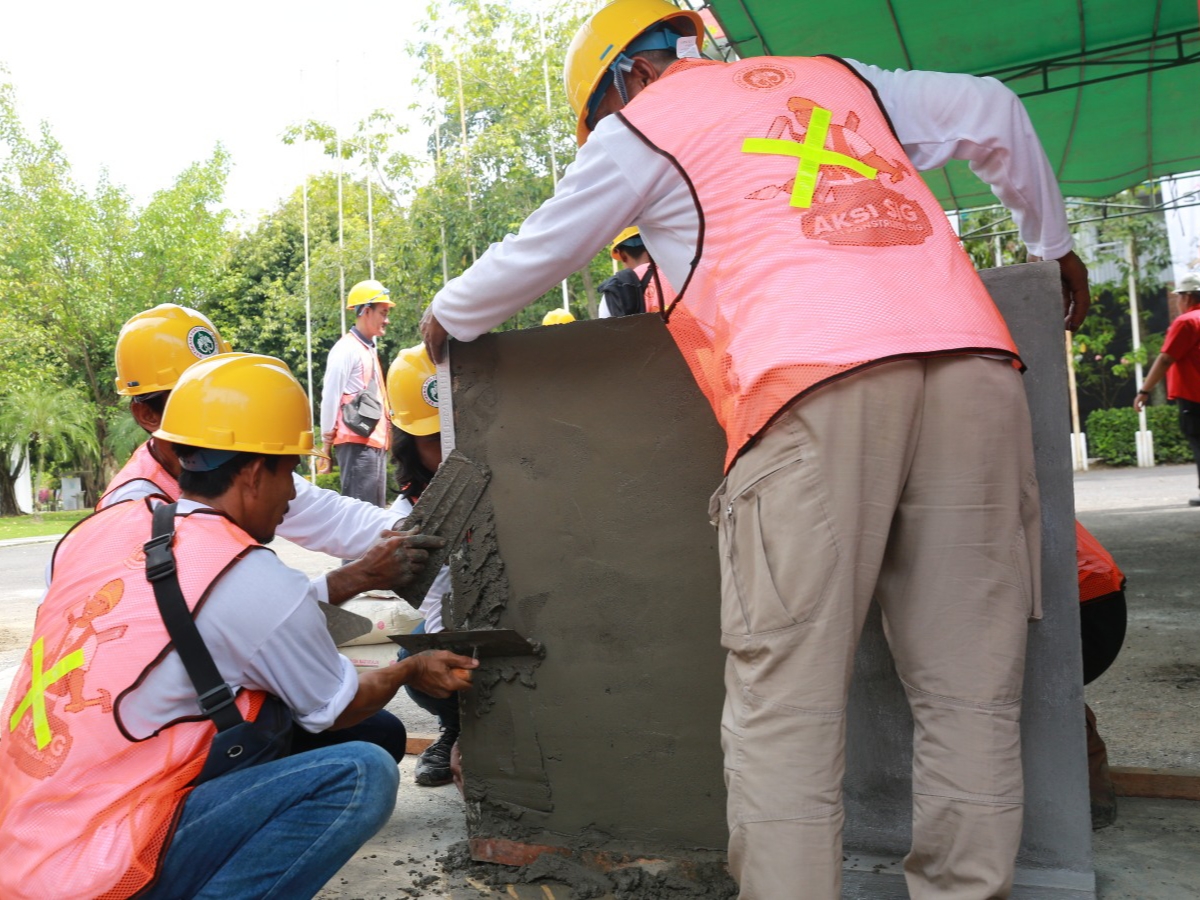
[142,743,398,899]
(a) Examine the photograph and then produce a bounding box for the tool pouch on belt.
[341,366,383,438]
[145,502,293,786]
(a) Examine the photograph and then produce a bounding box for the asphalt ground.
[2,464,1198,897]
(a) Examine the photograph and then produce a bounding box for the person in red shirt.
[1135,274,1200,504]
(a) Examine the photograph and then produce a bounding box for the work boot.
[415,729,458,786]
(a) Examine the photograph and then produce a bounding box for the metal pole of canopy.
[301,70,317,484]
[540,11,572,313]
[337,60,347,335]
[368,175,375,279]
[1127,237,1155,467]
[455,56,476,263]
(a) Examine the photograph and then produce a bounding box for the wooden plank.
[1110,766,1200,801]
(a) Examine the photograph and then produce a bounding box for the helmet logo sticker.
[422,375,439,408]
[187,326,219,359]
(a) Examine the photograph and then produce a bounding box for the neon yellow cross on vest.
[8,637,85,751]
[742,106,878,208]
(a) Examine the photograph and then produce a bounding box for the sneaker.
[414,729,458,786]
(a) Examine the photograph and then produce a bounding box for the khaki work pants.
[713,357,1040,900]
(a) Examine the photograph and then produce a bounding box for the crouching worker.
[0,354,477,900]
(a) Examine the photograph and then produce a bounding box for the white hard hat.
[1177,273,1200,294]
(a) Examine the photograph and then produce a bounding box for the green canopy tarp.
[702,0,1200,209]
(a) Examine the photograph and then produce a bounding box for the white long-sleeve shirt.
[320,328,379,441]
[431,60,1072,341]
[119,500,358,737]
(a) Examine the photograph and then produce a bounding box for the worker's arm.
[847,60,1088,330]
[330,650,477,730]
[278,474,406,559]
[1135,352,1175,411]
[322,528,445,605]
[318,338,351,443]
[425,120,657,357]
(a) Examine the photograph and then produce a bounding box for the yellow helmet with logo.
[543,309,576,326]
[387,344,440,436]
[610,226,642,260]
[564,0,704,145]
[154,353,314,456]
[346,279,395,310]
[114,304,231,396]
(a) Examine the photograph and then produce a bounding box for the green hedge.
[1085,405,1193,466]
[314,471,341,493]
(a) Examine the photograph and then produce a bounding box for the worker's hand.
[407,650,478,698]
[326,528,447,603]
[420,306,449,364]
[1056,250,1091,332]
[315,455,331,475]
[363,527,446,593]
[1133,391,1149,413]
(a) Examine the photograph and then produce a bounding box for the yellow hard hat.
[610,226,642,260]
[154,353,315,456]
[114,304,232,396]
[543,309,576,326]
[347,279,395,310]
[564,0,704,145]
[387,344,440,436]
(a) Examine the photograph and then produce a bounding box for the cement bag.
[337,596,423,647]
[340,642,402,673]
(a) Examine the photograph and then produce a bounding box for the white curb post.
[1066,331,1088,471]
[1127,238,1155,467]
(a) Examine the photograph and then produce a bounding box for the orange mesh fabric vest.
[1076,520,1125,603]
[97,440,180,510]
[333,331,391,450]
[636,262,676,314]
[620,57,1019,470]
[0,499,265,900]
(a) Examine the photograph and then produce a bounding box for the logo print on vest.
[422,375,439,409]
[6,579,127,778]
[187,326,219,359]
[734,64,794,92]
[742,99,932,247]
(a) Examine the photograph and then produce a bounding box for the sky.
[0,0,436,224]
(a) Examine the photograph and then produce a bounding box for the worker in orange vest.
[1075,520,1127,830]
[418,0,1090,895]
[0,354,476,900]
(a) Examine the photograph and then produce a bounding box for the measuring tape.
[436,345,456,458]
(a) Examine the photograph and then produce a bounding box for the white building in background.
[1163,173,1200,286]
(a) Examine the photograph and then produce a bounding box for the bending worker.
[320,279,394,509]
[420,0,1090,896]
[0,353,477,900]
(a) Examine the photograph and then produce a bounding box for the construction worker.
[0,354,477,900]
[1134,273,1200,505]
[385,344,461,787]
[419,0,1090,896]
[320,279,394,509]
[103,303,428,761]
[598,227,658,317]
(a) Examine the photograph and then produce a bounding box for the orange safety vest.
[620,56,1020,471]
[333,331,391,450]
[636,262,675,313]
[0,498,267,900]
[1076,520,1125,603]
[97,440,179,510]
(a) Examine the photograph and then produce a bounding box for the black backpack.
[598,266,656,317]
